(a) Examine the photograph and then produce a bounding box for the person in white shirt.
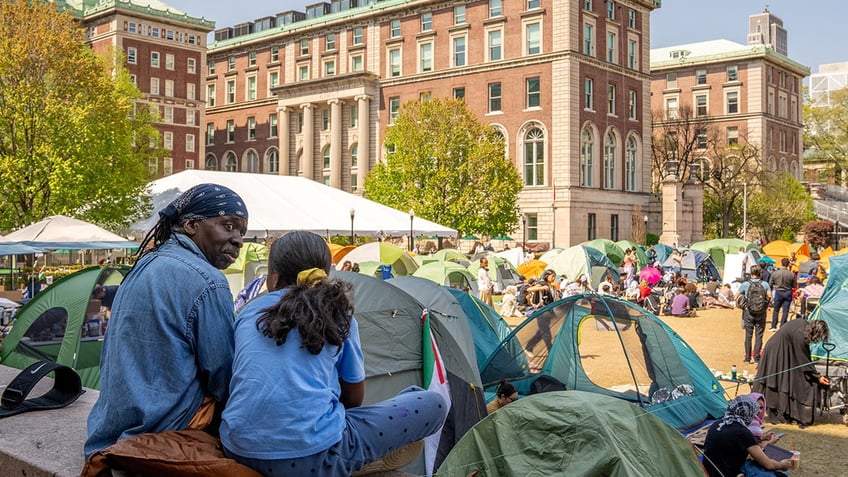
[478,258,494,306]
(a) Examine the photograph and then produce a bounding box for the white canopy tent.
[0,215,137,250]
[132,170,457,239]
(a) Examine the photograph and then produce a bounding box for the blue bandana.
[159,183,248,223]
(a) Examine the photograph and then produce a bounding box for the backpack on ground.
[746,280,768,314]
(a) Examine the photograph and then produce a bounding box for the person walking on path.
[735,265,771,364]
[477,257,494,306]
[84,184,249,459]
[768,258,796,331]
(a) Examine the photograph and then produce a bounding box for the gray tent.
[331,271,485,473]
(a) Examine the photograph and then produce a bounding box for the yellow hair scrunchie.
[296,268,328,288]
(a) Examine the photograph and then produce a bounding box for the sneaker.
[768,327,777,332]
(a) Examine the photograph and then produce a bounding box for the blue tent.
[811,254,848,360]
[662,249,721,282]
[478,294,727,430]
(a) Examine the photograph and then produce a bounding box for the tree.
[804,86,848,185]
[803,220,833,250]
[0,0,157,232]
[650,105,717,193]
[365,98,523,237]
[701,139,762,238]
[748,172,814,241]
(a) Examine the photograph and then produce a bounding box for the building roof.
[58,0,213,30]
[650,39,808,74]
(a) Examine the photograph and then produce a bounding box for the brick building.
[61,0,213,176]
[204,0,661,248]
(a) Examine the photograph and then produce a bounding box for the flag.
[421,309,451,476]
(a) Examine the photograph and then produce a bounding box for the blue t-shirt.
[220,290,365,460]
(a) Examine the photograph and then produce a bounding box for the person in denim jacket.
[84,183,248,458]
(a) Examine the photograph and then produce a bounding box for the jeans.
[744,310,766,362]
[771,289,793,328]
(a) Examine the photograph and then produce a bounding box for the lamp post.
[643,215,649,245]
[409,209,415,251]
[349,208,355,246]
[522,214,528,251]
[742,182,748,241]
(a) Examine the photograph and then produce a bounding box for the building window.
[165,80,174,97]
[165,53,174,70]
[270,46,279,62]
[390,19,401,37]
[127,47,137,64]
[351,144,358,167]
[267,148,279,174]
[246,150,259,172]
[421,13,432,32]
[185,159,195,169]
[584,0,592,10]
[206,123,214,145]
[488,82,502,112]
[627,39,637,69]
[184,82,195,100]
[488,30,502,61]
[453,37,466,67]
[163,131,173,150]
[151,26,160,38]
[526,77,540,108]
[299,64,309,81]
[666,72,677,89]
[625,136,637,192]
[247,76,257,100]
[128,22,137,33]
[607,32,617,63]
[186,109,195,125]
[226,120,235,142]
[324,59,336,76]
[666,97,678,119]
[588,213,596,240]
[604,132,616,189]
[528,0,540,9]
[323,147,331,170]
[268,113,277,137]
[727,65,738,81]
[696,94,707,116]
[524,127,545,186]
[584,78,593,110]
[628,9,636,28]
[610,214,619,242]
[420,42,433,72]
[207,84,215,107]
[227,56,235,71]
[489,0,502,17]
[352,27,363,45]
[454,5,466,24]
[696,68,707,85]
[300,39,309,56]
[350,104,358,128]
[163,158,173,176]
[149,158,158,175]
[726,91,739,114]
[247,117,256,140]
[225,152,237,172]
[607,1,615,19]
[151,51,160,68]
[322,109,330,131]
[726,127,738,146]
[526,23,541,55]
[150,77,159,95]
[527,214,538,240]
[226,80,236,103]
[628,90,637,120]
[205,154,218,170]
[583,24,593,55]
[454,87,465,99]
[389,48,401,77]
[389,97,400,124]
[419,91,432,102]
[351,54,363,72]
[208,62,215,75]
[696,129,707,149]
[607,84,616,115]
[163,106,173,123]
[581,128,594,187]
[186,133,195,152]
[780,130,786,152]
[269,71,279,92]
[325,33,336,51]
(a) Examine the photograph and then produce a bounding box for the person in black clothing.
[768,258,796,331]
[703,395,792,477]
[92,285,120,309]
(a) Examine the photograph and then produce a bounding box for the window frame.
[488,82,502,113]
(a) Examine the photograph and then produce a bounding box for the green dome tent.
[543,245,621,286]
[411,260,478,294]
[584,238,626,266]
[811,254,848,360]
[438,390,705,477]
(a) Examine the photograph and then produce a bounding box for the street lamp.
[409,209,415,251]
[742,182,748,241]
[349,208,355,246]
[522,214,528,251]
[643,215,649,245]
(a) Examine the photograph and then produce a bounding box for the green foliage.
[804,87,848,185]
[365,98,523,237]
[0,1,156,232]
[803,220,833,250]
[780,226,796,242]
[748,173,814,241]
[646,233,659,246]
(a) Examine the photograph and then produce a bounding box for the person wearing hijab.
[703,395,793,477]
[85,184,249,459]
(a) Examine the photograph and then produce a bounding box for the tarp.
[0,243,44,256]
[438,391,706,477]
[134,170,457,238]
[478,294,727,430]
[0,215,137,250]
[543,245,620,286]
[0,266,131,389]
[811,254,848,360]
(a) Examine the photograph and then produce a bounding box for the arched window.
[350,143,358,168]
[625,136,637,192]
[266,148,279,174]
[603,132,616,189]
[205,154,218,171]
[490,124,508,159]
[580,128,594,187]
[246,150,259,173]
[225,151,237,172]
[523,127,544,186]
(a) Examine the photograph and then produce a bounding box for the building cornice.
[60,0,214,31]
[651,45,809,77]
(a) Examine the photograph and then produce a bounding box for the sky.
[164,0,846,72]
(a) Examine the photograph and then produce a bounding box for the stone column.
[659,175,682,247]
[356,95,370,179]
[278,106,289,175]
[301,103,314,180]
[329,98,342,188]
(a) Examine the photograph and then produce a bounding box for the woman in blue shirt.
[220,231,448,476]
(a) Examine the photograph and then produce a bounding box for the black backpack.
[746,280,768,314]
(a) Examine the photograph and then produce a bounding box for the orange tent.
[762,240,792,262]
[517,259,548,279]
[328,243,355,265]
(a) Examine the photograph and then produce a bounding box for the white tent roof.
[132,170,457,238]
[0,215,137,250]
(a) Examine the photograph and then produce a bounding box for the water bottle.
[731,364,738,381]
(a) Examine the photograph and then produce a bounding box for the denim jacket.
[85,233,236,457]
